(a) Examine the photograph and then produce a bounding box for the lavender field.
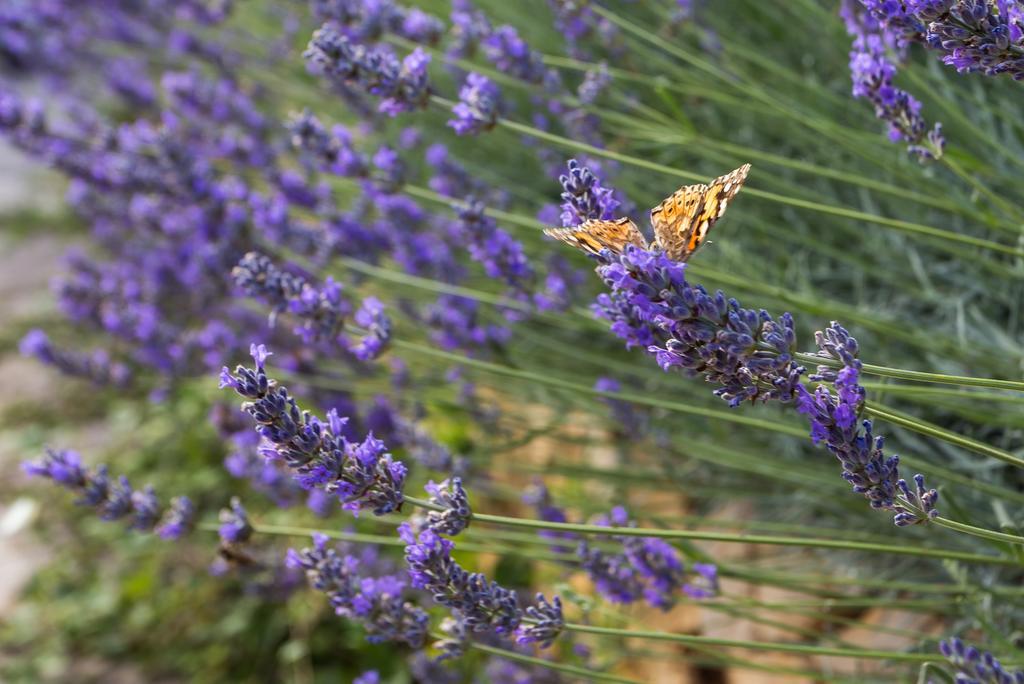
[2,1,1024,682]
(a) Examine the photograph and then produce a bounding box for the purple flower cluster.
[590,246,939,523]
[522,487,717,609]
[448,0,492,61]
[400,522,565,647]
[0,70,289,384]
[213,402,310,510]
[23,448,194,539]
[425,294,512,355]
[453,199,534,300]
[232,252,390,360]
[220,344,407,516]
[938,637,1024,683]
[0,0,232,85]
[593,247,804,407]
[545,1,606,57]
[19,329,131,387]
[577,63,612,105]
[218,496,253,544]
[558,158,620,227]
[425,143,486,198]
[351,296,392,361]
[304,25,432,116]
[352,671,380,684]
[842,2,946,160]
[400,523,520,634]
[287,533,429,647]
[287,109,369,178]
[799,323,939,525]
[313,0,444,45]
[423,477,473,536]
[578,507,718,609]
[482,25,548,84]
[861,0,1024,80]
[518,593,565,648]
[448,72,501,136]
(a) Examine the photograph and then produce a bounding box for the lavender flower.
[517,593,564,648]
[220,344,407,516]
[482,25,547,84]
[576,507,712,609]
[400,523,522,635]
[353,671,380,684]
[371,145,406,193]
[409,652,461,684]
[304,26,432,116]
[672,0,696,23]
[426,294,511,355]
[559,159,620,226]
[593,248,938,523]
[233,252,389,359]
[23,448,192,536]
[861,1,1024,80]
[842,1,945,159]
[401,9,445,45]
[577,63,611,105]
[938,637,1024,683]
[350,296,392,361]
[576,537,645,605]
[287,533,429,647]
[426,143,486,198]
[434,613,470,660]
[684,563,720,599]
[526,489,716,610]
[800,322,939,525]
[448,0,493,61]
[448,72,501,135]
[287,109,368,177]
[424,477,472,536]
[218,496,253,543]
[224,443,303,509]
[313,0,443,45]
[156,496,196,539]
[593,248,804,406]
[452,199,534,300]
[19,329,131,386]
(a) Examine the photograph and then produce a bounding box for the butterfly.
[544,163,751,263]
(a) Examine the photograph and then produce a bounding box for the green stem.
[466,641,640,684]
[859,382,1024,404]
[796,353,1024,391]
[865,402,1024,469]
[931,516,1024,546]
[563,623,935,662]
[400,497,1016,565]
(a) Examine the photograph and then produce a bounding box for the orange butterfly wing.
[650,163,750,262]
[543,217,648,257]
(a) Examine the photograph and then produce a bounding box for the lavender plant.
[7,0,1024,681]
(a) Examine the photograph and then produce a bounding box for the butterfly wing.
[650,183,706,262]
[543,217,648,257]
[650,163,751,262]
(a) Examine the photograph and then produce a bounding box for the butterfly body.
[544,164,751,263]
